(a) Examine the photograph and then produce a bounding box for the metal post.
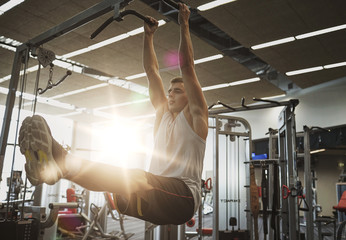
[286,107,299,240]
[0,48,26,181]
[268,132,278,240]
[278,110,289,239]
[213,116,220,240]
[278,106,299,240]
[303,126,314,240]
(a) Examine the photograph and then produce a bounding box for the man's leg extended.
[65,160,153,200]
[19,115,153,199]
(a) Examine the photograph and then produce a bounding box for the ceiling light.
[197,0,237,11]
[286,66,323,76]
[194,54,223,64]
[125,72,147,80]
[261,94,286,100]
[202,83,230,91]
[229,77,260,86]
[95,98,150,111]
[296,24,346,39]
[0,0,25,15]
[251,37,295,50]
[324,61,346,69]
[62,34,129,58]
[310,149,326,154]
[124,54,224,81]
[127,27,144,36]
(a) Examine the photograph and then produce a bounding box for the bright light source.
[229,77,260,86]
[324,61,346,69]
[310,149,326,154]
[0,0,25,15]
[127,27,144,36]
[202,83,230,91]
[197,0,237,11]
[125,72,147,80]
[296,24,346,39]
[286,66,323,76]
[251,37,295,50]
[95,98,150,110]
[261,94,286,100]
[92,121,147,168]
[194,54,223,64]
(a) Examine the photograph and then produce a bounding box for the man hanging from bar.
[18,3,209,225]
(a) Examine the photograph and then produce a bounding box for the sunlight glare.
[92,118,150,169]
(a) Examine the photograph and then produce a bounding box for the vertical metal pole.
[278,109,289,239]
[286,108,299,240]
[303,126,314,240]
[0,46,26,181]
[268,132,277,240]
[213,116,219,240]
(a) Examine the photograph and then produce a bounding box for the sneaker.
[19,115,63,185]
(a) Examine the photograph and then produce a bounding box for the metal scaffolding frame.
[0,0,127,182]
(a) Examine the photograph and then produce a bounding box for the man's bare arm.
[178,4,208,139]
[143,17,167,111]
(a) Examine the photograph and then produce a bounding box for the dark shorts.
[113,172,194,225]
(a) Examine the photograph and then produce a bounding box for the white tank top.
[149,111,206,213]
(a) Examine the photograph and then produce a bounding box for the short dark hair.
[170,77,183,84]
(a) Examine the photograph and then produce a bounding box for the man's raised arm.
[143,17,167,111]
[178,4,208,139]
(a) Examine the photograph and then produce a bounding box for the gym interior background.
[0,0,345,239]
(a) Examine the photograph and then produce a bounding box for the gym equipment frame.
[0,0,147,238]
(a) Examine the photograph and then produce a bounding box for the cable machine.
[208,98,300,240]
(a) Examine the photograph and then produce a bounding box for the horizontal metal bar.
[27,0,124,47]
[218,131,249,137]
[209,99,299,115]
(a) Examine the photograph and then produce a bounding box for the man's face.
[167,82,188,113]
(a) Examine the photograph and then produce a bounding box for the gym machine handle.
[282,185,299,199]
[90,10,153,39]
[205,178,212,191]
[282,185,290,199]
[40,202,79,229]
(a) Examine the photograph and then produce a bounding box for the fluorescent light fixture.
[324,61,346,69]
[286,66,323,76]
[0,86,9,95]
[251,37,295,50]
[194,54,223,64]
[127,27,144,36]
[125,72,147,80]
[202,83,230,91]
[200,77,260,92]
[158,20,166,26]
[229,77,260,86]
[296,24,346,39]
[96,98,150,110]
[0,0,25,15]
[310,149,326,154]
[51,83,108,99]
[197,0,237,11]
[62,34,129,58]
[262,94,286,100]
[125,20,166,36]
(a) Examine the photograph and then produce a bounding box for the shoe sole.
[19,115,62,185]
